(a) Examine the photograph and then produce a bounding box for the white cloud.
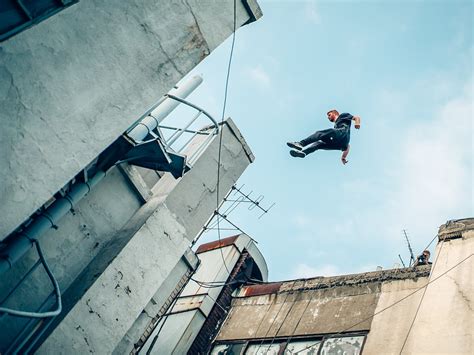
[305,1,321,25]
[386,80,473,238]
[248,65,271,88]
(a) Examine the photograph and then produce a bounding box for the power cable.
[292,252,473,354]
[421,233,438,254]
[215,0,237,276]
[144,272,191,355]
[399,240,445,353]
[284,293,315,348]
[0,240,62,318]
[254,291,292,353]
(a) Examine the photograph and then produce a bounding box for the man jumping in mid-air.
[287,109,361,165]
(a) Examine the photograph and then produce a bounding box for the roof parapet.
[438,217,474,241]
[236,265,431,297]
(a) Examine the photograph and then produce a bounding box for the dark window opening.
[0,0,78,42]
[211,333,367,355]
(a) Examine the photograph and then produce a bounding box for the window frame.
[211,332,368,355]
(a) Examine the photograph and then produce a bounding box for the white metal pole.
[127,75,203,142]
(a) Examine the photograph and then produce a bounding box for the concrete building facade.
[188,218,472,355]
[137,234,268,354]
[0,0,262,240]
[0,1,262,353]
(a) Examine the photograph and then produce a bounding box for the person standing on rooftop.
[287,109,361,165]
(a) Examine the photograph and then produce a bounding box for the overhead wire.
[291,252,473,354]
[0,240,62,319]
[399,239,445,353]
[144,275,189,355]
[254,291,293,354]
[421,233,439,254]
[215,0,237,276]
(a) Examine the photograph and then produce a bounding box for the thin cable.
[216,0,237,276]
[421,233,438,254]
[144,273,191,355]
[399,240,445,354]
[0,241,62,318]
[292,253,473,354]
[285,294,315,348]
[216,212,250,237]
[190,278,239,288]
[258,292,296,354]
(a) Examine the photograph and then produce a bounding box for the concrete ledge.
[237,265,432,297]
[438,217,474,241]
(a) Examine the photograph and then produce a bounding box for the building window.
[319,336,365,355]
[245,343,284,355]
[211,342,247,355]
[211,334,366,355]
[0,0,78,42]
[286,339,322,354]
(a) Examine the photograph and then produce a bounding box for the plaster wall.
[142,234,267,354]
[0,167,144,350]
[35,119,254,353]
[113,251,196,355]
[401,231,473,355]
[0,0,262,240]
[217,284,380,341]
[362,278,429,354]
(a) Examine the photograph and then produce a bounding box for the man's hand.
[341,144,350,165]
[353,116,361,129]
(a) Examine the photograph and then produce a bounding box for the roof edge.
[237,265,432,297]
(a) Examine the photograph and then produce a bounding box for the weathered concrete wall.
[113,251,196,354]
[218,285,379,340]
[362,278,429,354]
[0,0,262,240]
[216,267,431,342]
[401,220,473,354]
[0,167,144,350]
[143,234,267,354]
[35,119,254,353]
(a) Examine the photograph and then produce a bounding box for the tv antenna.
[191,184,275,246]
[225,185,275,218]
[402,229,416,267]
[398,254,406,268]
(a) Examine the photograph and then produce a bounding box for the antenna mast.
[403,229,416,266]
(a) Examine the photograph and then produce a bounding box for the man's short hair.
[327,109,339,115]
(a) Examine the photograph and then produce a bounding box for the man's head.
[327,109,339,122]
[422,250,431,260]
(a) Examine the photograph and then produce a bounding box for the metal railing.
[158,94,219,166]
[0,87,218,353]
[127,93,220,168]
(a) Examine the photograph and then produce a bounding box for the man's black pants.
[300,128,346,154]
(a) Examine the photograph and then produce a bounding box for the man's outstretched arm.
[353,115,361,129]
[341,144,350,165]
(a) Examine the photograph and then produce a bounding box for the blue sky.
[183,0,472,281]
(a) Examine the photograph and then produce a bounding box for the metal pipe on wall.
[127,75,203,142]
[0,75,203,275]
[0,171,105,275]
